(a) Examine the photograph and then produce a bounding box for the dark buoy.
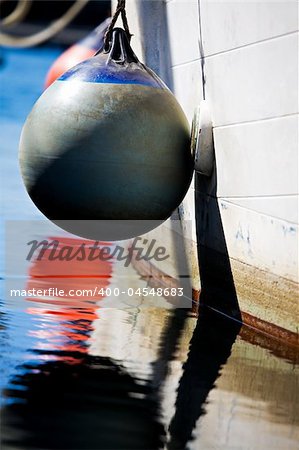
[19,27,193,241]
[44,18,111,89]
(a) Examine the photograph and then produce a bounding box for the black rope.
[104,0,132,48]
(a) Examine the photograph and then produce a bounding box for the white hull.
[115,0,298,337]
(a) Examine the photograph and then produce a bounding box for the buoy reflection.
[25,236,113,363]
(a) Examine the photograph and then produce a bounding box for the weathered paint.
[19,29,193,240]
[19,83,192,223]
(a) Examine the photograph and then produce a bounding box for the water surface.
[0,46,298,450]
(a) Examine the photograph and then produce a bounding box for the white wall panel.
[213,114,298,197]
[223,196,298,224]
[166,0,200,67]
[205,33,298,126]
[200,0,298,56]
[172,59,203,123]
[219,200,298,281]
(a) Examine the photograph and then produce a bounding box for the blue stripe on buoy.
[58,58,165,89]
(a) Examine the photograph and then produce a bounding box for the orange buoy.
[44,18,110,89]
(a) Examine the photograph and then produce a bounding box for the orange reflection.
[25,237,113,360]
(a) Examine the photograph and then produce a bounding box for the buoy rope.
[0,0,89,48]
[0,0,32,28]
[104,0,131,48]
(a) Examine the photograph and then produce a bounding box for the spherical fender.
[19,28,193,240]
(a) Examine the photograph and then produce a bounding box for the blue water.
[0,46,62,220]
[0,45,63,404]
[0,46,298,450]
